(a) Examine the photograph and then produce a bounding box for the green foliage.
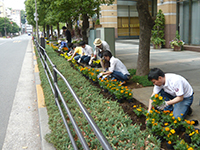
[151,9,165,48]
[21,10,26,24]
[95,19,100,25]
[35,44,161,149]
[0,17,20,36]
[128,69,153,87]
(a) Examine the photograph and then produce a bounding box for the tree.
[21,10,26,24]
[135,0,154,76]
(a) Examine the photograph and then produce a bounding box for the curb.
[32,42,55,150]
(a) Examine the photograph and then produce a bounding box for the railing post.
[53,65,58,105]
[40,37,45,55]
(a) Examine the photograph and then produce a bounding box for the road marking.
[35,64,39,72]
[36,84,45,108]
[0,42,7,45]
[13,41,21,43]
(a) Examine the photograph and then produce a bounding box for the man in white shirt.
[148,68,193,118]
[79,41,94,65]
[93,38,110,71]
[101,50,130,83]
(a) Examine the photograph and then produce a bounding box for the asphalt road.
[0,35,41,149]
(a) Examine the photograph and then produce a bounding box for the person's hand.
[67,58,71,61]
[97,72,103,79]
[157,101,168,110]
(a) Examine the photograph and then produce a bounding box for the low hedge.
[35,44,161,149]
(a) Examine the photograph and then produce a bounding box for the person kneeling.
[101,50,130,83]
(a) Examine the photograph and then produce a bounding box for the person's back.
[65,29,71,43]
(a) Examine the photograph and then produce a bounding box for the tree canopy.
[0,17,20,36]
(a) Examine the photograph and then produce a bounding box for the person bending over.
[148,68,193,118]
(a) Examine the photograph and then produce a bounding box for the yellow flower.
[178,117,181,121]
[174,120,177,124]
[153,99,156,102]
[136,108,142,112]
[188,147,194,150]
[172,116,175,120]
[189,132,195,136]
[120,90,124,93]
[159,96,163,100]
[170,129,175,134]
[150,110,153,113]
[195,130,199,134]
[164,123,168,126]
[169,113,173,116]
[133,105,137,108]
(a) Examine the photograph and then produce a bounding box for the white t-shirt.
[82,44,93,56]
[153,73,193,98]
[109,56,130,75]
[94,41,110,56]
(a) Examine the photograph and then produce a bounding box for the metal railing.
[34,38,113,150]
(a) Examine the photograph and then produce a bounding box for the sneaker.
[187,106,192,116]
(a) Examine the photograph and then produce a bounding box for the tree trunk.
[136,0,154,76]
[57,22,60,38]
[46,25,50,39]
[51,26,54,40]
[43,25,45,37]
[81,14,89,43]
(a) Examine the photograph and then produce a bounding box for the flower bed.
[133,94,200,149]
[36,45,162,149]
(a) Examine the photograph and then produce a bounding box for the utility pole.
[35,0,39,40]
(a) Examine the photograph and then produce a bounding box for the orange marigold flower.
[172,117,175,120]
[96,69,99,72]
[187,120,191,124]
[125,91,128,94]
[181,113,183,116]
[155,94,159,98]
[188,147,194,150]
[164,123,168,126]
[165,127,170,131]
[125,86,128,88]
[174,120,177,124]
[153,100,156,102]
[120,90,124,93]
[159,96,163,100]
[168,141,172,144]
[191,121,195,125]
[129,93,132,96]
[105,101,110,103]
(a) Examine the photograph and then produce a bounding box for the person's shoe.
[120,81,126,85]
[187,106,193,116]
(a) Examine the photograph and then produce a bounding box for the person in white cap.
[93,38,110,71]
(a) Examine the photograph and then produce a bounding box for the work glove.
[88,60,92,65]
[97,73,103,79]
[77,58,81,63]
[102,75,108,80]
[157,101,168,110]
[67,53,72,56]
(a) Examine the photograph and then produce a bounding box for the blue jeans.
[74,54,80,61]
[111,71,129,82]
[159,89,193,118]
[80,55,91,64]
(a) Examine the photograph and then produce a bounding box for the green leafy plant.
[95,19,100,25]
[151,9,165,49]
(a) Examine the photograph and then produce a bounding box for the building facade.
[0,0,6,17]
[90,0,200,49]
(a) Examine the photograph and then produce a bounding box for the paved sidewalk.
[116,39,200,128]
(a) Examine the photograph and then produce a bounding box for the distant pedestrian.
[62,25,71,43]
